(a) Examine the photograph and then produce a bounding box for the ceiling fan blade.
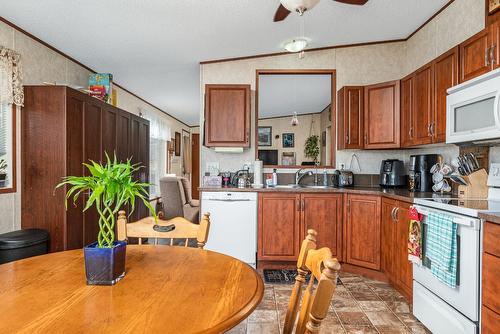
[274,4,291,22]
[333,0,369,5]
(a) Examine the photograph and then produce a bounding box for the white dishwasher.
[201,191,258,267]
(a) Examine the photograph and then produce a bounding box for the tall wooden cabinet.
[363,81,400,149]
[22,86,150,252]
[337,86,364,150]
[204,84,251,147]
[344,194,381,270]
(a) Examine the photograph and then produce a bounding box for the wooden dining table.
[0,245,264,333]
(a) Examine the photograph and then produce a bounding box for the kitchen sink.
[302,185,334,189]
[273,184,302,189]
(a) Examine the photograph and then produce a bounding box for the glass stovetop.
[414,197,500,217]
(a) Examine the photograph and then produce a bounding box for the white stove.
[411,163,500,334]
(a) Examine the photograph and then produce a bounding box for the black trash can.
[0,229,49,265]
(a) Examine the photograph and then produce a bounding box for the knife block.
[457,169,488,199]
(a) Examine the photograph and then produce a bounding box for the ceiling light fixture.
[280,0,320,15]
[291,112,300,126]
[284,38,308,53]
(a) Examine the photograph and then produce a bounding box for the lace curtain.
[145,112,172,197]
[0,46,23,106]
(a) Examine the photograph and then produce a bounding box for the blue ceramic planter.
[83,240,126,285]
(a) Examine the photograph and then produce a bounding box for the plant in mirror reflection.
[0,158,7,174]
[56,153,156,248]
[304,135,320,164]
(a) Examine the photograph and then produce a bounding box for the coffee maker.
[379,159,406,187]
[408,154,441,192]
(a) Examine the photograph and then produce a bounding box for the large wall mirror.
[256,70,336,168]
[0,104,15,193]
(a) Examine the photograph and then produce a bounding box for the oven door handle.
[413,205,476,228]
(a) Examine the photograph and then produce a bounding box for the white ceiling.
[259,74,331,119]
[0,0,449,125]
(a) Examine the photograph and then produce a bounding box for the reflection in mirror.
[257,73,333,167]
[0,104,14,191]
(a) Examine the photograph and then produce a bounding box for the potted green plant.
[304,135,320,164]
[56,154,155,285]
[0,158,7,187]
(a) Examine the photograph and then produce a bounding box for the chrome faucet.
[295,169,313,185]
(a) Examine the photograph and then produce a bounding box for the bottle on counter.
[323,169,328,186]
[272,168,278,186]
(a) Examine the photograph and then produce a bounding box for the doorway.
[191,133,200,200]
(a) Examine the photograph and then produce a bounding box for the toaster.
[332,169,354,187]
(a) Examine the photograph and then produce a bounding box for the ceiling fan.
[274,0,369,22]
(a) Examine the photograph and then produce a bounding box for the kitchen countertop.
[479,212,500,225]
[199,186,437,203]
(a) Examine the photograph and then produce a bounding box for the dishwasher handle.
[205,198,253,202]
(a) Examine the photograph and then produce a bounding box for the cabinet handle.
[390,207,396,221]
[408,127,413,139]
[430,122,435,137]
[394,207,400,222]
[427,123,432,137]
[346,134,349,144]
[491,44,497,66]
[301,199,305,212]
[485,47,490,66]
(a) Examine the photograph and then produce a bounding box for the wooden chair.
[117,211,210,249]
[283,229,341,334]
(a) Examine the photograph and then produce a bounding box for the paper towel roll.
[253,159,263,188]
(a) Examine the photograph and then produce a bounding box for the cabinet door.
[338,87,364,150]
[345,194,381,270]
[364,81,400,149]
[102,106,117,158]
[482,305,500,334]
[129,116,150,222]
[258,193,301,261]
[83,99,103,245]
[400,74,415,147]
[204,84,250,147]
[460,28,492,82]
[395,202,413,299]
[413,64,433,146]
[301,193,343,259]
[381,198,397,279]
[433,47,459,144]
[116,111,130,162]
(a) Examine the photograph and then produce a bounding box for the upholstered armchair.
[158,176,200,223]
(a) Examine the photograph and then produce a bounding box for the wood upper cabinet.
[258,193,301,261]
[338,86,364,150]
[204,84,250,147]
[460,22,499,83]
[301,193,343,260]
[413,64,434,146]
[344,194,381,270]
[400,74,414,147]
[433,47,459,143]
[364,81,400,149]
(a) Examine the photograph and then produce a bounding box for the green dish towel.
[425,212,458,288]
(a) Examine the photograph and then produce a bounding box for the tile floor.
[226,271,431,334]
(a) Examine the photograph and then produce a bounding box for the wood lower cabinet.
[258,193,301,261]
[22,86,150,252]
[204,84,250,147]
[301,193,343,259]
[482,221,500,333]
[344,194,381,270]
[338,86,364,150]
[364,81,400,149]
[460,22,499,83]
[258,193,343,262]
[381,198,413,300]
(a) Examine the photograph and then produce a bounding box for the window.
[146,113,171,197]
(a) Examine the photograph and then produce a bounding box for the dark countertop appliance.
[332,168,354,187]
[379,159,406,187]
[409,154,440,192]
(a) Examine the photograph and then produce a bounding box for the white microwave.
[446,69,500,144]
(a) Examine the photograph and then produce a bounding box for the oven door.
[446,69,500,144]
[412,205,481,322]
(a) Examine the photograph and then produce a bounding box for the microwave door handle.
[495,91,500,129]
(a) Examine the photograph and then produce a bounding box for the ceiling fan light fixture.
[280,0,320,13]
[284,38,308,53]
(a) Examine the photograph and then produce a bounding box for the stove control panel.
[488,163,500,187]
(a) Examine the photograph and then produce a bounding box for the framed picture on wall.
[258,126,272,146]
[282,133,294,148]
[174,132,181,156]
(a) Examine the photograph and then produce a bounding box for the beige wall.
[0,20,190,233]
[200,0,484,176]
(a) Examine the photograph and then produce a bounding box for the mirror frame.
[0,105,16,194]
[255,69,336,168]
